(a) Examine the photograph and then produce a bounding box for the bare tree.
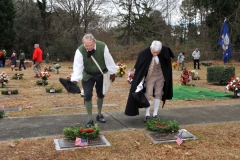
[110,0,178,45]
[49,0,108,35]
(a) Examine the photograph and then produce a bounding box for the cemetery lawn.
[0,61,240,159]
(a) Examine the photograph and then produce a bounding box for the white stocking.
[153,99,161,117]
[145,101,151,116]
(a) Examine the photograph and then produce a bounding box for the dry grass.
[0,123,240,160]
[0,60,240,159]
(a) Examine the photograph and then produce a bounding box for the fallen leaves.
[8,142,16,148]
[134,141,140,145]
[163,145,173,149]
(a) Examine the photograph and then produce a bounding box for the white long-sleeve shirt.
[192,50,200,59]
[71,44,118,82]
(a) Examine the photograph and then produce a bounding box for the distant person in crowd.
[10,50,17,71]
[192,48,200,69]
[71,33,118,128]
[125,40,174,122]
[19,50,26,70]
[46,53,50,63]
[0,50,3,68]
[1,49,6,68]
[177,52,185,71]
[32,44,43,77]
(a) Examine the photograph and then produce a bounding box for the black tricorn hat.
[59,78,81,94]
[132,91,150,108]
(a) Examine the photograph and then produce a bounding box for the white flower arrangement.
[190,70,198,76]
[190,70,200,80]
[226,76,240,92]
[0,71,9,87]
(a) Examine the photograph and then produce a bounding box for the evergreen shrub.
[207,66,235,85]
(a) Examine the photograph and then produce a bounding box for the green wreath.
[45,86,62,93]
[146,118,179,133]
[63,124,100,140]
[1,89,18,95]
[47,68,55,72]
[192,76,200,80]
[12,73,24,80]
[36,80,48,85]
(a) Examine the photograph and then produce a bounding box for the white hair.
[82,33,96,43]
[150,40,162,52]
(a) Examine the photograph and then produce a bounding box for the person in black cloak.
[125,40,174,122]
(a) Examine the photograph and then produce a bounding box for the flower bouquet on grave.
[1,89,18,95]
[54,64,61,74]
[172,61,178,70]
[36,71,50,86]
[146,118,179,133]
[12,73,24,80]
[116,64,127,77]
[39,71,50,80]
[190,70,200,80]
[0,71,9,88]
[180,68,195,87]
[63,124,100,140]
[226,75,240,98]
[44,66,55,72]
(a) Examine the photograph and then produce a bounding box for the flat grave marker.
[54,135,110,151]
[147,129,197,144]
[0,95,23,99]
[0,107,22,112]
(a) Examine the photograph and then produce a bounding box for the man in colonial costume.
[71,33,118,128]
[125,40,174,122]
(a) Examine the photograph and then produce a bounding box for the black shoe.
[144,116,150,123]
[153,115,159,119]
[96,114,106,123]
[86,120,94,128]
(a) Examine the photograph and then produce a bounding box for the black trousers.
[82,75,104,101]
[19,60,26,69]
[193,59,200,69]
[2,57,5,67]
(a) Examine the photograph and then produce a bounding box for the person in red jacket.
[32,44,43,77]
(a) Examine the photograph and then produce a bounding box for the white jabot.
[154,56,159,64]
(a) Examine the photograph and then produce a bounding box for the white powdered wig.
[150,40,162,52]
